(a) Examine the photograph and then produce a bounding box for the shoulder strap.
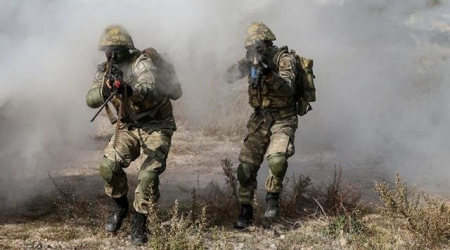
[142,47,160,63]
[273,45,289,66]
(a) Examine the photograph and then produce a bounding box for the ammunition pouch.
[297,99,312,117]
[133,99,173,123]
[255,105,297,120]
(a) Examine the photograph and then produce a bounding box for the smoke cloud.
[0,0,449,208]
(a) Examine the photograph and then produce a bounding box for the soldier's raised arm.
[264,53,297,97]
[223,57,251,84]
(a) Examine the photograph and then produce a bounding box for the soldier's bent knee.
[138,170,159,193]
[268,153,288,179]
[237,162,255,185]
[99,157,121,184]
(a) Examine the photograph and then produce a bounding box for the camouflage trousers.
[238,110,297,204]
[99,126,173,214]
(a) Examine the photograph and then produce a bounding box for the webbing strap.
[105,104,118,125]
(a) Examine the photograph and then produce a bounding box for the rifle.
[90,52,124,122]
[249,52,269,89]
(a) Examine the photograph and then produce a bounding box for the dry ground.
[0,116,449,249]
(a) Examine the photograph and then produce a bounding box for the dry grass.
[47,172,109,240]
[220,157,240,211]
[178,158,241,225]
[145,181,234,250]
[48,173,94,220]
[146,199,208,250]
[374,173,450,248]
[279,166,366,240]
[2,167,450,249]
[313,166,363,217]
[280,174,313,218]
[175,159,368,247]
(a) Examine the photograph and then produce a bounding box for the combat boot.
[105,195,129,233]
[264,192,280,218]
[234,204,253,229]
[131,211,148,245]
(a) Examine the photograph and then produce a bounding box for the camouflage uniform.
[224,22,298,206]
[87,25,182,215]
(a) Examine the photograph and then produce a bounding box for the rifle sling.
[105,103,118,125]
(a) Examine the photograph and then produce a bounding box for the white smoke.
[0,0,449,208]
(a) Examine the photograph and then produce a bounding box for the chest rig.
[247,47,295,111]
[104,53,172,124]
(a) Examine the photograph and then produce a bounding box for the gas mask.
[104,46,130,63]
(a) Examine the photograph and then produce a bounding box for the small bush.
[221,157,240,211]
[48,173,94,220]
[280,166,363,219]
[177,158,241,225]
[280,174,313,218]
[374,173,450,247]
[147,199,208,250]
[316,166,362,217]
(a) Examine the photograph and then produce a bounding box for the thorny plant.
[184,158,241,225]
[26,163,450,249]
[181,159,368,239]
[146,184,232,250]
[374,173,450,247]
[280,174,313,218]
[47,172,108,238]
[176,158,240,225]
[317,166,363,217]
[48,172,94,220]
[281,166,363,218]
[221,157,240,211]
[315,166,366,238]
[279,166,366,237]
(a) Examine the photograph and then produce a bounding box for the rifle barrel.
[89,92,115,122]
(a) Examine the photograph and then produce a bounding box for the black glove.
[117,83,133,97]
[111,78,133,97]
[254,62,271,85]
[102,80,112,99]
[259,59,272,76]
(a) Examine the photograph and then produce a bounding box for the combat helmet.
[244,22,276,48]
[98,25,134,51]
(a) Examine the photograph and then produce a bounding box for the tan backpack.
[275,46,316,116]
[142,47,183,101]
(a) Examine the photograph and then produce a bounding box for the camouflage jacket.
[86,51,178,130]
[224,46,298,117]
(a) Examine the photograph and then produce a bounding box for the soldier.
[86,25,182,244]
[224,22,299,228]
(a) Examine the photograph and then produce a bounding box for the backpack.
[275,46,316,116]
[142,47,183,101]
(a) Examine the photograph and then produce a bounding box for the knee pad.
[268,153,288,179]
[237,162,255,185]
[138,170,159,194]
[99,157,121,184]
